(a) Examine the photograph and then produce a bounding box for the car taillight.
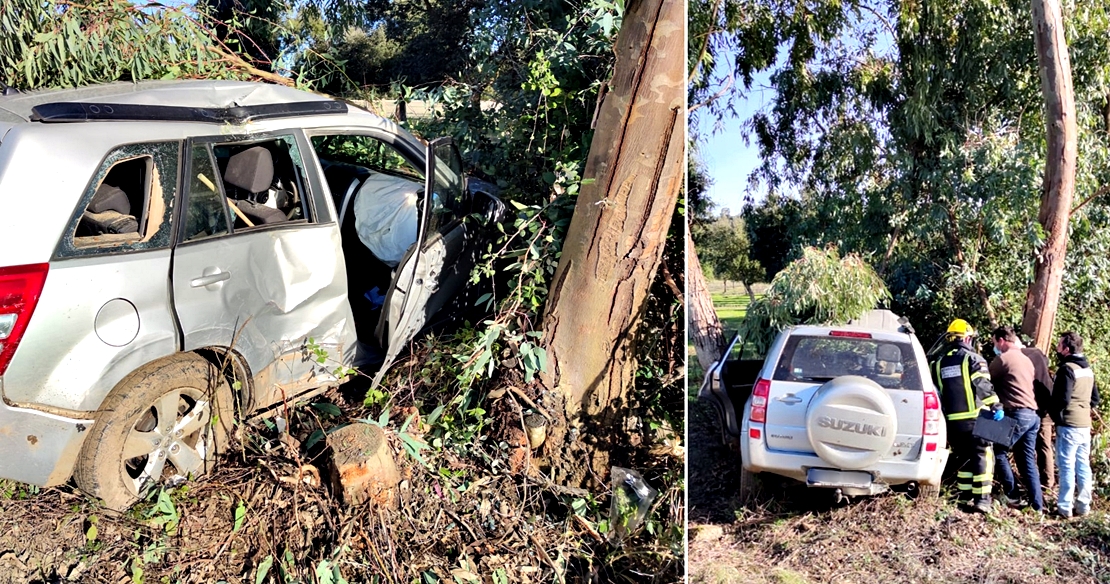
[0,264,49,376]
[923,389,941,437]
[751,378,770,423]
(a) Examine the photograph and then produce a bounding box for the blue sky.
[692,68,776,216]
[692,12,894,217]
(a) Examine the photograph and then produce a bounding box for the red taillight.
[923,390,941,436]
[751,378,771,423]
[0,264,49,376]
[925,442,938,452]
[749,427,762,440]
[829,330,872,338]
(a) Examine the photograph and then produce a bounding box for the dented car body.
[0,81,502,504]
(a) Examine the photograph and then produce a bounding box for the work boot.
[971,497,992,514]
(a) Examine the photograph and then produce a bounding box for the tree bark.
[540,0,683,424]
[689,230,726,373]
[1023,0,1077,352]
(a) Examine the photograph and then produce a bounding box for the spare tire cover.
[805,375,897,469]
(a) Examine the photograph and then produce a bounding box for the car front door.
[171,133,355,412]
[370,138,478,386]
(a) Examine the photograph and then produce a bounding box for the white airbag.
[352,172,420,266]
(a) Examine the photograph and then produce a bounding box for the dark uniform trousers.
[946,419,994,501]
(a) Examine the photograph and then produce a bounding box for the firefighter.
[931,319,1003,513]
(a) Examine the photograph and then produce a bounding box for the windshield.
[772,335,924,391]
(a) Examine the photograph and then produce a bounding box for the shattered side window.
[55,141,178,259]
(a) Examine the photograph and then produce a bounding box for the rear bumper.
[741,424,949,487]
[0,390,92,487]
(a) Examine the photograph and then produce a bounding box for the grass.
[711,292,754,335]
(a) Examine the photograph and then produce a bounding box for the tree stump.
[327,423,400,508]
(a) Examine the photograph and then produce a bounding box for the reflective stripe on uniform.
[962,355,975,419]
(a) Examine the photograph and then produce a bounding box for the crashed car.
[699,310,948,503]
[0,80,503,509]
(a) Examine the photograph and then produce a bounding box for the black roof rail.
[29,100,347,124]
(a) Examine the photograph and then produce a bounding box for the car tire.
[805,375,897,470]
[74,353,235,511]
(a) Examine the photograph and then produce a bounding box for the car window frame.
[53,140,181,260]
[175,132,319,246]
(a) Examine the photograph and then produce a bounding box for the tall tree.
[689,229,726,373]
[539,0,683,481]
[1023,0,1078,351]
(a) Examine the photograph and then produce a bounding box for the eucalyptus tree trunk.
[540,0,683,428]
[1022,0,1077,352]
[689,229,726,373]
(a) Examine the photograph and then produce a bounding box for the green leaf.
[425,404,446,426]
[304,429,326,451]
[233,500,246,532]
[255,555,273,584]
[311,402,342,417]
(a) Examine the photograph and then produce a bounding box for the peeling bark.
[1023,0,1077,352]
[540,0,684,428]
[689,230,726,373]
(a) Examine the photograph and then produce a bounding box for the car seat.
[223,146,287,225]
[873,344,903,387]
[78,183,139,235]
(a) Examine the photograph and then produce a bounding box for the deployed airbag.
[352,172,420,266]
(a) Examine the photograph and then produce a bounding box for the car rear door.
[171,132,355,411]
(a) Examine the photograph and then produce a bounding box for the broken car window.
[57,141,178,258]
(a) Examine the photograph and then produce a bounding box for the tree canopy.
[696,0,1110,359]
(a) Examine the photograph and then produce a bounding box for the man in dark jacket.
[989,327,1043,511]
[1018,335,1056,492]
[931,319,1002,514]
[1051,331,1101,518]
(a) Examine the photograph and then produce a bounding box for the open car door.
[370,137,472,387]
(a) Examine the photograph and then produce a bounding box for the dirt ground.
[0,385,683,584]
[688,398,1110,584]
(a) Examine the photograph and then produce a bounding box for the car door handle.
[776,394,803,405]
[190,270,231,288]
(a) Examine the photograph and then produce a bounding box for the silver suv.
[0,80,502,509]
[700,310,948,502]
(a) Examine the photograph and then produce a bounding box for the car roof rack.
[29,99,347,124]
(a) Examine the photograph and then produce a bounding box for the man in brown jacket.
[989,326,1044,512]
[1018,335,1056,493]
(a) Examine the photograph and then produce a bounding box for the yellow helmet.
[947,318,975,337]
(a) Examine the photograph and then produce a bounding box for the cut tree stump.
[327,423,400,508]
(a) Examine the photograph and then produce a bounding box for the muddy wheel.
[74,353,235,511]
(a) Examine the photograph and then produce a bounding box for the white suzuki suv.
[699,310,948,502]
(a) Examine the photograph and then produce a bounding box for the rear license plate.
[806,468,873,488]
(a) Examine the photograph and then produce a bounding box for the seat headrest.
[876,344,901,362]
[224,146,274,194]
[88,183,131,215]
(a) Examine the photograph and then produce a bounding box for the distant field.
[688,282,762,395]
[708,280,763,334]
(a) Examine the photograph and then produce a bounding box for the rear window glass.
[772,335,924,391]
